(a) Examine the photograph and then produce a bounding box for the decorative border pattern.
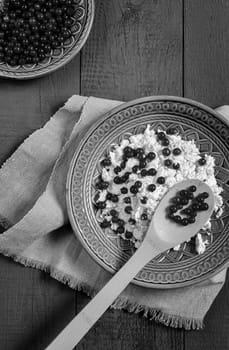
[0,0,94,79]
[67,97,229,288]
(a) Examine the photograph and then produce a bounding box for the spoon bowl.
[147,179,215,252]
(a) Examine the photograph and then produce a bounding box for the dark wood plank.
[78,0,183,349]
[184,1,229,349]
[184,273,229,350]
[0,251,74,350]
[0,57,80,350]
[76,293,184,350]
[81,0,183,101]
[184,0,229,107]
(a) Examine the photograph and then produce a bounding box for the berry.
[162,138,170,146]
[100,220,111,229]
[96,202,106,209]
[180,190,189,197]
[157,176,165,184]
[141,197,148,204]
[121,172,130,182]
[196,195,205,203]
[130,186,138,194]
[114,166,121,174]
[181,218,189,226]
[192,203,200,211]
[129,218,136,225]
[123,146,134,158]
[141,213,148,220]
[111,194,119,203]
[125,206,132,214]
[198,157,206,166]
[132,165,139,173]
[117,226,125,234]
[187,192,194,200]
[167,128,177,135]
[157,132,166,140]
[120,161,126,169]
[121,187,128,194]
[173,215,182,223]
[173,163,180,170]
[188,185,197,192]
[147,184,156,192]
[139,160,147,169]
[147,168,157,176]
[114,176,122,184]
[181,208,192,215]
[96,181,109,190]
[124,197,131,204]
[173,148,182,156]
[118,219,125,226]
[135,181,142,188]
[140,169,148,177]
[106,192,113,200]
[101,158,111,167]
[173,197,181,204]
[168,213,175,220]
[188,217,196,224]
[147,152,156,160]
[164,159,172,167]
[169,205,178,213]
[162,148,171,156]
[125,231,133,239]
[180,198,189,205]
[110,209,118,217]
[199,203,209,211]
[135,148,145,158]
[112,216,119,223]
[200,192,209,199]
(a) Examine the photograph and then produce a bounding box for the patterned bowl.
[67,96,229,288]
[0,0,94,79]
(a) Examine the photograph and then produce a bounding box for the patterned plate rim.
[66,95,229,289]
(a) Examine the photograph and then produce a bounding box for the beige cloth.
[0,95,227,330]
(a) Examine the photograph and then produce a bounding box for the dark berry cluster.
[105,209,134,239]
[167,185,210,226]
[156,131,182,170]
[0,0,75,66]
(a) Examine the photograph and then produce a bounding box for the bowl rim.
[0,0,95,80]
[66,95,229,288]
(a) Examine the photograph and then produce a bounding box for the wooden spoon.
[45,179,214,350]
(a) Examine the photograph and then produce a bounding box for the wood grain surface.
[0,0,228,349]
[0,58,80,350]
[81,0,182,101]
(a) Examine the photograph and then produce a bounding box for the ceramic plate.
[0,0,94,79]
[67,96,229,288]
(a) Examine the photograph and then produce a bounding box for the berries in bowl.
[0,0,94,79]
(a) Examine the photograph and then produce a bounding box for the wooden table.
[0,1,229,349]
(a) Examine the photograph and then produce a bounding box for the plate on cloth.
[0,0,94,79]
[66,96,229,289]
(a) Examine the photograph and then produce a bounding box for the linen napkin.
[0,95,228,330]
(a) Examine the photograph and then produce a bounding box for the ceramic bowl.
[0,0,94,79]
[67,96,229,288]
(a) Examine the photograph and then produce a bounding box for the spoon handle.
[45,242,159,350]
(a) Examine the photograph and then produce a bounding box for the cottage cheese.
[95,125,223,254]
